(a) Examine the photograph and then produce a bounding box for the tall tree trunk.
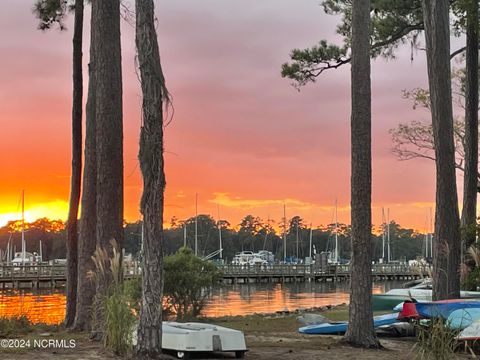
[422,0,461,300]
[94,0,123,265]
[73,50,97,332]
[73,75,96,330]
[135,0,168,357]
[74,0,101,331]
[461,0,479,251]
[65,0,84,329]
[343,0,379,348]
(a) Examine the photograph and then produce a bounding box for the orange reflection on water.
[0,291,66,325]
[202,282,392,317]
[203,283,349,317]
[0,282,396,324]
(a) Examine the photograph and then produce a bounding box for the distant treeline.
[0,215,426,262]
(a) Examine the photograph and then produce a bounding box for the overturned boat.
[133,322,247,359]
[373,279,480,311]
[298,313,400,335]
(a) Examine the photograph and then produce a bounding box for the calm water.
[0,281,403,324]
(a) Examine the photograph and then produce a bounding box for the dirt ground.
[0,331,464,360]
[0,334,420,360]
[0,310,473,360]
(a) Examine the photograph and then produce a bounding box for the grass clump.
[414,318,460,360]
[0,316,32,337]
[104,287,136,356]
[89,240,136,356]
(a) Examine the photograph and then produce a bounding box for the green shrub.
[164,247,222,319]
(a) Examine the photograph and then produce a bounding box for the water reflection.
[0,290,65,325]
[0,281,402,324]
[202,281,403,317]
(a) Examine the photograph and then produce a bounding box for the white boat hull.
[133,322,247,358]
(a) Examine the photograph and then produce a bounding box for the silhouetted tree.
[135,0,170,356]
[344,0,380,348]
[422,0,461,300]
[33,0,84,328]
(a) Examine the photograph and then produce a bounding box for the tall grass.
[89,239,135,356]
[414,318,460,360]
[104,287,135,356]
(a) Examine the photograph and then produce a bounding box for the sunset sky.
[0,0,467,231]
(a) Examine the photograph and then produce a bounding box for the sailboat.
[326,199,340,264]
[10,191,42,267]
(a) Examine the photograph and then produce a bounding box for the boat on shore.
[415,299,480,319]
[132,322,247,359]
[298,313,399,335]
[373,279,480,311]
[448,308,480,330]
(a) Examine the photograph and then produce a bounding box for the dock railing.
[0,262,431,281]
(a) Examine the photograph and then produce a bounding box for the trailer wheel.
[176,351,190,359]
[235,351,246,358]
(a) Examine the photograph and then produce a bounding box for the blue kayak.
[447,308,480,330]
[298,313,399,335]
[415,300,480,319]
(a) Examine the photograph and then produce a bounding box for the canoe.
[457,320,480,341]
[298,313,399,335]
[447,308,480,330]
[415,300,480,319]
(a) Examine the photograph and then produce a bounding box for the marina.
[0,262,430,290]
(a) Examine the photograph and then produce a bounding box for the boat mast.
[283,203,287,262]
[429,207,433,259]
[309,224,313,260]
[296,218,299,261]
[21,190,25,266]
[195,193,198,256]
[217,203,222,260]
[381,207,386,262]
[262,215,269,251]
[335,199,339,263]
[387,208,391,263]
[6,234,12,265]
[424,216,428,259]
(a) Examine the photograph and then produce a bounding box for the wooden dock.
[0,264,141,290]
[0,263,430,289]
[218,264,431,284]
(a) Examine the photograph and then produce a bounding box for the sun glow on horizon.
[0,199,68,227]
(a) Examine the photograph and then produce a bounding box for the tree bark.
[65,0,84,329]
[73,0,100,330]
[461,0,478,251]
[135,0,168,357]
[422,0,461,300]
[73,60,97,331]
[343,0,380,348]
[94,0,123,270]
